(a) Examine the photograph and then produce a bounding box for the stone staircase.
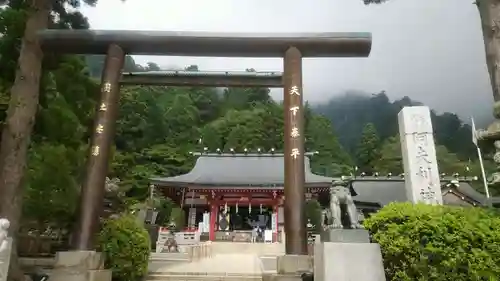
[147,243,286,281]
[148,252,192,271]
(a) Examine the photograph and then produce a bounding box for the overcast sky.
[81,0,493,119]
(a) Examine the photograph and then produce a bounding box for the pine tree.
[355,123,381,174]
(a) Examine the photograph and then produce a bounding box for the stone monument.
[314,182,386,281]
[0,218,12,281]
[398,106,443,205]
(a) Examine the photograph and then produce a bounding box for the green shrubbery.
[305,199,323,233]
[364,202,500,281]
[99,215,151,281]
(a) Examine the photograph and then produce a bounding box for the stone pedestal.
[320,229,370,243]
[262,255,313,281]
[49,251,111,281]
[314,243,386,281]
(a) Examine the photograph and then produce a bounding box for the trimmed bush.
[364,202,500,281]
[99,214,151,281]
[305,199,323,233]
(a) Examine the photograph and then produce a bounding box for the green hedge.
[99,215,151,281]
[305,199,323,233]
[364,202,500,281]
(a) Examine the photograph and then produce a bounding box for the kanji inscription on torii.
[96,124,104,134]
[398,106,442,205]
[91,145,100,156]
[99,103,107,112]
[288,84,302,160]
[102,82,111,93]
[289,86,300,96]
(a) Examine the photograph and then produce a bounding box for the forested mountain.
[314,91,477,161]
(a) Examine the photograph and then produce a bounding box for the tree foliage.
[355,122,380,173]
[371,135,496,194]
[364,203,500,281]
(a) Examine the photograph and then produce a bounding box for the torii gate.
[37,30,372,255]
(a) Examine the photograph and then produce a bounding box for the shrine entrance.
[229,206,273,231]
[216,204,276,243]
[37,30,372,255]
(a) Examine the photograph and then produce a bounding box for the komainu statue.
[326,180,363,229]
[0,218,11,281]
[0,218,9,253]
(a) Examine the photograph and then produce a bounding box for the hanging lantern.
[236,203,239,214]
[224,202,228,213]
[249,203,252,213]
[260,204,263,214]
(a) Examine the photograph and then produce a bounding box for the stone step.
[148,252,192,272]
[259,256,277,272]
[211,242,284,255]
[261,274,302,281]
[147,273,262,281]
[150,252,190,261]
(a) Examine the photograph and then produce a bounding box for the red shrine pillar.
[209,203,217,241]
[273,205,279,242]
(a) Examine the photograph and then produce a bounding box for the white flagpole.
[471,117,491,202]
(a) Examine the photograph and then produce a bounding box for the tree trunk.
[0,0,51,280]
[477,0,500,103]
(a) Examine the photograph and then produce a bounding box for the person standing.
[251,226,258,243]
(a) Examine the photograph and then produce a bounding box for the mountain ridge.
[313,91,477,160]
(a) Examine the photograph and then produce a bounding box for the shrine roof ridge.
[345,180,490,206]
[37,30,372,57]
[340,175,478,183]
[190,152,318,157]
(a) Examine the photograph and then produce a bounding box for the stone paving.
[147,242,285,280]
[150,253,264,275]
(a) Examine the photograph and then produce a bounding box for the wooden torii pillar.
[37,30,372,254]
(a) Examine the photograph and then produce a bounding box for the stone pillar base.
[49,251,111,281]
[277,255,312,274]
[320,229,370,243]
[262,255,313,281]
[314,242,386,281]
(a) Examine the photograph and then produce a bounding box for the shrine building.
[150,152,495,242]
[150,152,332,242]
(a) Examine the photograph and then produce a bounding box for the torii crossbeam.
[120,70,284,87]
